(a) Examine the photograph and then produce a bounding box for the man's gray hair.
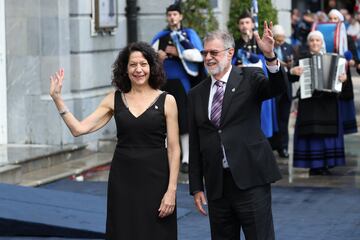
[203,30,235,49]
[272,24,285,36]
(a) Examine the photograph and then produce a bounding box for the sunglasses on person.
[200,48,230,57]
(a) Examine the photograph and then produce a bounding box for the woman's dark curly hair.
[112,41,165,92]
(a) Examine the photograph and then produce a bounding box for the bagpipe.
[169,30,203,77]
[235,0,262,67]
[236,49,261,66]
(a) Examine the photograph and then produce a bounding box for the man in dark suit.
[188,23,286,240]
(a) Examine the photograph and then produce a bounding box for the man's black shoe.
[180,162,189,173]
[322,168,332,175]
[277,148,289,158]
[309,168,323,176]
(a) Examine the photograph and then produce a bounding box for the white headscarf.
[307,30,327,54]
[328,9,344,22]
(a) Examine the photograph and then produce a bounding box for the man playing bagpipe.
[234,10,262,67]
[151,2,204,173]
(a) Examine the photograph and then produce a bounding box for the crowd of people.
[49,2,360,240]
[291,6,360,63]
[289,7,360,176]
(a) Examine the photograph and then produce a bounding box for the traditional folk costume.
[293,31,346,173]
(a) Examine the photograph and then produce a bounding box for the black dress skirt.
[106,91,177,240]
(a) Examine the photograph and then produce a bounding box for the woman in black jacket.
[290,31,347,175]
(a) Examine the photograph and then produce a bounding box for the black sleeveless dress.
[105,91,177,240]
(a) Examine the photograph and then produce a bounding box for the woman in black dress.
[50,42,180,239]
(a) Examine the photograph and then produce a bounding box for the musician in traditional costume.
[290,31,347,175]
[234,10,261,66]
[328,9,359,134]
[151,3,204,173]
[268,25,297,158]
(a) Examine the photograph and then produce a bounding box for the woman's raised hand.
[50,68,65,100]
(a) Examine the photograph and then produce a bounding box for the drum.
[312,22,348,54]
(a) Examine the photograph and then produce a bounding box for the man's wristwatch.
[264,52,278,62]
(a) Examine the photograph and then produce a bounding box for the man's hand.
[158,50,168,62]
[193,191,208,216]
[165,45,178,57]
[254,21,275,57]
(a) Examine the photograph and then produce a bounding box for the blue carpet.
[0,181,358,239]
[42,180,360,240]
[272,187,360,240]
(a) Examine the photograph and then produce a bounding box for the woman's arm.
[50,68,114,137]
[158,94,180,218]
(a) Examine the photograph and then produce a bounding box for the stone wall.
[5,0,126,144]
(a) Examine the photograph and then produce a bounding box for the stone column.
[272,0,292,37]
[0,0,7,144]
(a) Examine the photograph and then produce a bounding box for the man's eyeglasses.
[200,48,230,57]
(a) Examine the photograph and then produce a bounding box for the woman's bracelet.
[59,107,70,116]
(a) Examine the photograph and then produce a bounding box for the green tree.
[228,0,278,40]
[181,0,219,39]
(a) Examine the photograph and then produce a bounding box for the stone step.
[19,152,113,187]
[18,145,92,174]
[97,137,117,153]
[0,144,96,184]
[0,164,21,184]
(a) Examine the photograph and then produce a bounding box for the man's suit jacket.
[188,66,286,201]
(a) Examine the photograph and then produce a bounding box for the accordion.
[299,53,346,99]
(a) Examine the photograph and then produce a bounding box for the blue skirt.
[339,99,358,134]
[261,98,278,138]
[293,107,345,169]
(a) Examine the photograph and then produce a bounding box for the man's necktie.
[210,81,225,127]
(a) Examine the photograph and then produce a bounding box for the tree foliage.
[228,0,278,40]
[181,0,219,39]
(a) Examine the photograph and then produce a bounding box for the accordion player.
[299,53,346,99]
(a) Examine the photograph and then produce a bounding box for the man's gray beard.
[205,57,228,76]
